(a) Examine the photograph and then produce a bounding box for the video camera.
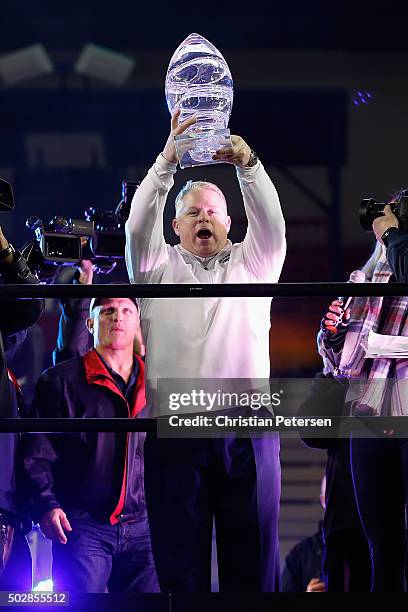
[22,179,140,283]
[0,179,14,212]
[360,190,408,231]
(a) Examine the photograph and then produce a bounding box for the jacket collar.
[175,240,232,267]
[82,348,146,417]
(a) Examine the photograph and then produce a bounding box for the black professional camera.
[359,190,408,231]
[84,180,140,260]
[22,216,94,283]
[84,208,124,260]
[26,215,94,264]
[22,179,140,283]
[0,179,14,212]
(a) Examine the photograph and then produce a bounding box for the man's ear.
[86,317,94,335]
[172,218,180,236]
[226,215,231,234]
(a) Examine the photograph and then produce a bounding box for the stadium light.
[74,43,135,86]
[0,44,54,86]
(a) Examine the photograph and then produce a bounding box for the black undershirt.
[97,352,138,404]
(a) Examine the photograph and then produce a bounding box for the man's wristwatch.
[244,149,258,168]
[0,243,15,262]
[381,226,399,247]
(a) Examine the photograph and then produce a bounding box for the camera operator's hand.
[212,135,252,167]
[373,205,399,243]
[0,225,14,264]
[40,508,72,544]
[162,109,197,164]
[77,258,94,285]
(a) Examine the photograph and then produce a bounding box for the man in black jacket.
[23,295,158,593]
[0,224,44,590]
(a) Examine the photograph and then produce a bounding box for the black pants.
[144,433,281,593]
[351,437,408,592]
[324,528,371,592]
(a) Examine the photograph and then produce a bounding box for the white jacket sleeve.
[125,154,178,284]
[236,161,286,281]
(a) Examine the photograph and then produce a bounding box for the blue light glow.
[352,90,374,107]
[33,578,53,592]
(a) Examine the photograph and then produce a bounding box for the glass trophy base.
[174,128,232,169]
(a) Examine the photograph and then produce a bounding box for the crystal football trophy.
[165,33,233,169]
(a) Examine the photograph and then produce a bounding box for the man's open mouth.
[196,229,212,240]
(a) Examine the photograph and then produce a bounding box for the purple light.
[352,90,374,107]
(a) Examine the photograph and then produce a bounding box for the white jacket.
[125,154,286,416]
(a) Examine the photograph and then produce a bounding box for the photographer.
[372,202,408,281]
[0,224,44,590]
[318,206,408,591]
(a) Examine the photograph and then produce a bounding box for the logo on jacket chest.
[218,254,231,265]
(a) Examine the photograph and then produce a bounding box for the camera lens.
[359,198,385,232]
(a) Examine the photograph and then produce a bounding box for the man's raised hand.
[212,135,252,167]
[162,109,197,164]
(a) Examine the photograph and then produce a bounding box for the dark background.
[0,2,406,52]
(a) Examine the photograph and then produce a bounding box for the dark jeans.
[351,437,408,592]
[324,528,371,592]
[52,512,159,593]
[0,528,32,591]
[144,432,281,593]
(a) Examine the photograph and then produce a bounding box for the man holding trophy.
[125,34,286,592]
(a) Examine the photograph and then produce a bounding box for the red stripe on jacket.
[82,349,146,523]
[7,368,21,393]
